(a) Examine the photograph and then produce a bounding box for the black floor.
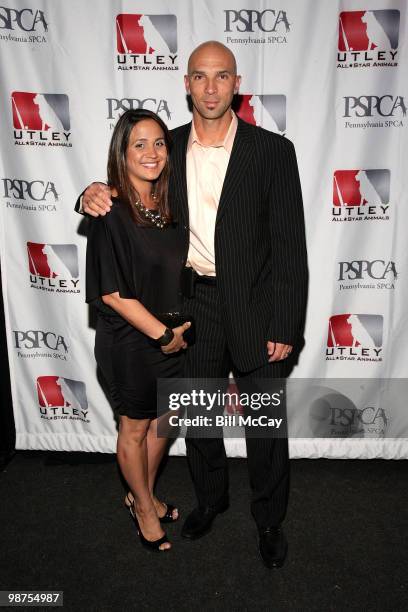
[0,453,407,612]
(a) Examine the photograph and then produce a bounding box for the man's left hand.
[267,341,293,362]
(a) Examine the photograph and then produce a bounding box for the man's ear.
[234,75,242,95]
[184,74,190,94]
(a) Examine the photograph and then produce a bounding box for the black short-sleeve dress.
[86,197,185,419]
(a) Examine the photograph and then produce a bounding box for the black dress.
[86,197,185,419]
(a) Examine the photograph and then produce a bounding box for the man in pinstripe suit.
[79,41,308,568]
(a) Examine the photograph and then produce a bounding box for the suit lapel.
[216,118,255,224]
[171,118,254,227]
[171,124,190,227]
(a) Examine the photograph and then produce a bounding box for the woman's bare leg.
[125,411,178,520]
[117,415,170,550]
[147,412,178,519]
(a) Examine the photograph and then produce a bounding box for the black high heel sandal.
[125,494,179,524]
[157,502,179,523]
[126,499,171,552]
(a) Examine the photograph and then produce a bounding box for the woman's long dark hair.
[107,108,172,225]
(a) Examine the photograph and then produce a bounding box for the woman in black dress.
[86,109,190,552]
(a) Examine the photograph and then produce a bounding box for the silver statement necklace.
[133,193,168,229]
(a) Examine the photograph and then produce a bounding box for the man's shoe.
[258,526,288,568]
[181,501,229,540]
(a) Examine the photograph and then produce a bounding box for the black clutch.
[155,312,196,346]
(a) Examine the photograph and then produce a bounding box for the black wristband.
[155,327,174,347]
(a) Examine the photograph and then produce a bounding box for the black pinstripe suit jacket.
[170,117,308,372]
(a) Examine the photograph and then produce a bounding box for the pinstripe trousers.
[183,282,290,529]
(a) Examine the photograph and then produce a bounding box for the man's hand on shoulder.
[82,182,112,217]
[267,341,293,362]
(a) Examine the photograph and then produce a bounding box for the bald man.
[77,41,308,568]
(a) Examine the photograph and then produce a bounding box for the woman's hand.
[161,322,191,354]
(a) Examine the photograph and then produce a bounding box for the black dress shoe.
[258,526,288,568]
[181,501,229,540]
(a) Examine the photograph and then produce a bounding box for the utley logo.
[332,169,390,222]
[13,329,69,360]
[337,259,397,291]
[27,242,80,294]
[326,314,383,362]
[2,177,59,213]
[11,92,71,147]
[0,6,48,43]
[116,13,178,71]
[235,95,286,135]
[342,95,406,129]
[36,376,89,422]
[224,380,244,416]
[106,97,172,127]
[224,9,290,45]
[337,10,399,69]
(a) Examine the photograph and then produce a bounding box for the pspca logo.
[326,314,383,362]
[36,376,89,422]
[224,9,290,45]
[338,10,399,69]
[13,329,69,361]
[235,95,286,136]
[332,169,390,222]
[342,94,406,129]
[309,391,387,438]
[11,92,71,147]
[0,6,48,44]
[2,177,59,213]
[337,259,397,291]
[27,242,80,294]
[116,13,178,71]
[329,405,387,437]
[106,97,172,129]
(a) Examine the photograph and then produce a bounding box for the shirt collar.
[189,111,238,154]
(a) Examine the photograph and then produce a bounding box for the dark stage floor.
[0,452,407,612]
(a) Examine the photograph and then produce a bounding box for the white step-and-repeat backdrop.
[1,1,407,457]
